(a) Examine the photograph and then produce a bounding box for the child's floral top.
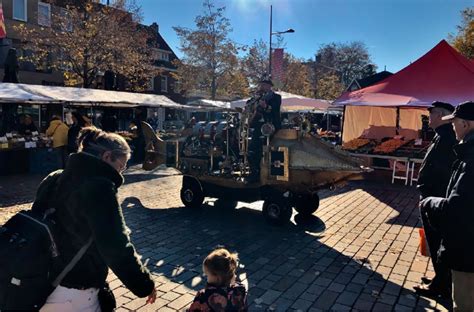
[188,282,247,312]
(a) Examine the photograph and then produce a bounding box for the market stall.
[0,83,197,174]
[333,40,474,183]
[231,91,342,141]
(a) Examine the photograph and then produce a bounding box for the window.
[60,8,73,32]
[160,52,169,61]
[18,49,35,72]
[160,76,168,92]
[149,77,155,92]
[38,2,51,27]
[13,0,27,22]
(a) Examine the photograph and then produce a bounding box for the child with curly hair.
[188,248,247,312]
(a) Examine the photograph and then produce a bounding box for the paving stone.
[328,282,345,293]
[313,277,332,287]
[161,291,180,302]
[306,284,325,296]
[394,303,415,311]
[123,298,147,311]
[270,297,293,312]
[373,302,394,311]
[281,282,308,300]
[353,293,376,310]
[291,298,313,311]
[311,290,339,310]
[272,276,298,292]
[299,291,317,302]
[259,289,282,305]
[330,303,352,311]
[256,278,275,289]
[345,282,364,294]
[336,291,359,306]
[167,293,195,310]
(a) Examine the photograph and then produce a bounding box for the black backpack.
[0,178,91,311]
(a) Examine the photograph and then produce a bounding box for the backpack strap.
[52,237,93,288]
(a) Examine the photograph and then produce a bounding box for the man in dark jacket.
[415,101,457,298]
[247,79,282,182]
[421,101,474,311]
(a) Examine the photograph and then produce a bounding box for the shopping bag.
[419,228,430,257]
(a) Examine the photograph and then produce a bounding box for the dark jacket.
[18,122,38,135]
[32,153,154,297]
[67,124,82,153]
[421,132,474,272]
[265,92,282,130]
[417,123,458,198]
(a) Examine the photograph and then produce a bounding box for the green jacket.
[32,153,154,297]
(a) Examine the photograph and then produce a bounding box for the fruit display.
[342,138,371,151]
[373,139,408,154]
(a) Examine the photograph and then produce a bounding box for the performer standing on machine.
[247,79,282,182]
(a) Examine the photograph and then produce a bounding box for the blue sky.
[140,0,472,73]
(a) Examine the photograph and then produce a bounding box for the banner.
[272,48,284,85]
[0,2,6,39]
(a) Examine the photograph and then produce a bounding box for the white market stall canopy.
[230,91,337,113]
[186,99,232,111]
[0,83,59,103]
[0,83,191,109]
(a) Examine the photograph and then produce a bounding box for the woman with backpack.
[37,127,156,311]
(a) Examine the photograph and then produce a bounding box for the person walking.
[414,101,457,298]
[36,127,156,311]
[421,101,474,311]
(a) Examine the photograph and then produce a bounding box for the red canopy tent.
[334,40,474,142]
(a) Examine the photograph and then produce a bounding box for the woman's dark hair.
[203,248,238,287]
[78,126,131,161]
[72,112,86,127]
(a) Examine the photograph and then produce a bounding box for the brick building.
[0,0,183,104]
[0,0,64,85]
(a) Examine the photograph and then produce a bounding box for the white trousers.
[40,285,101,312]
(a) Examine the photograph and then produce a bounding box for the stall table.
[350,153,423,186]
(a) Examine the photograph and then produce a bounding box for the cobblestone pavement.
[0,166,451,311]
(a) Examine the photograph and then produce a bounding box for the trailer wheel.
[262,198,293,225]
[294,193,320,216]
[180,180,204,209]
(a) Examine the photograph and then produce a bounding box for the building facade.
[0,0,183,102]
[142,22,184,104]
[0,0,64,85]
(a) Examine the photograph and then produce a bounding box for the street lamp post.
[268,5,294,78]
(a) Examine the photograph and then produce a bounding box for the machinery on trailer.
[142,103,369,225]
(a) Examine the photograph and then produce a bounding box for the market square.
[0,0,473,311]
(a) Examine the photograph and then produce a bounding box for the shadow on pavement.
[120,196,439,311]
[318,180,422,229]
[0,174,44,207]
